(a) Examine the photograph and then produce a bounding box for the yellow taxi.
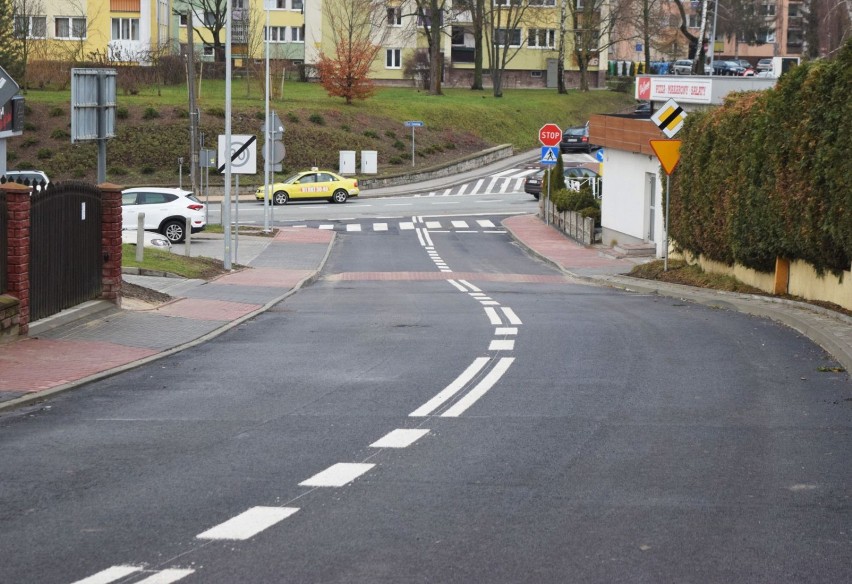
[255,168,360,205]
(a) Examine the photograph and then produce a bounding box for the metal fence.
[29,182,103,321]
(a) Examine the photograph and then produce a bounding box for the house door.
[646,172,656,242]
[546,59,558,88]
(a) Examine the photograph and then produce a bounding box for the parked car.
[634,101,651,116]
[560,123,597,153]
[255,168,359,205]
[756,58,773,72]
[735,59,755,76]
[2,170,50,191]
[121,187,206,243]
[672,59,693,75]
[524,166,601,199]
[121,229,172,250]
[712,60,746,76]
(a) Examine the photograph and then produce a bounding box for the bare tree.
[619,0,671,72]
[413,0,451,95]
[485,0,538,97]
[12,0,44,89]
[184,0,228,62]
[565,0,628,91]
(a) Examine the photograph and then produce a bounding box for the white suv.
[3,170,50,191]
[122,187,206,243]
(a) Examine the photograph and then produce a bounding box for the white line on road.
[300,463,375,487]
[495,327,518,335]
[489,339,515,351]
[442,188,452,196]
[410,357,490,417]
[447,279,468,292]
[346,224,362,232]
[484,307,502,325]
[318,224,334,230]
[71,566,141,584]
[499,179,511,194]
[477,219,496,228]
[456,183,469,196]
[480,300,500,306]
[370,429,430,448]
[492,168,518,178]
[486,178,499,193]
[196,507,299,541]
[399,222,415,230]
[458,280,481,292]
[415,228,426,247]
[442,358,515,417]
[501,307,522,325]
[373,223,388,231]
[135,569,196,584]
[425,221,441,229]
[451,220,469,228]
[472,178,485,193]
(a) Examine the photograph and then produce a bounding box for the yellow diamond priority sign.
[651,98,687,138]
[649,139,682,175]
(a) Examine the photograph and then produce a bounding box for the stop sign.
[539,123,562,147]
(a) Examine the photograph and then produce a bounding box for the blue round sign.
[595,149,605,162]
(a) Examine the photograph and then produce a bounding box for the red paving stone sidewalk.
[502,214,636,273]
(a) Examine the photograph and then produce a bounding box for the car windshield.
[564,128,585,136]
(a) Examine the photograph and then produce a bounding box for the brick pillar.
[3,183,32,335]
[99,183,124,307]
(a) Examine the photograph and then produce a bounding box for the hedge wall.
[670,38,852,275]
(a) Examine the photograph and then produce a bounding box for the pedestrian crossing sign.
[540,146,559,166]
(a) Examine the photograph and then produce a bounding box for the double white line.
[410,356,514,418]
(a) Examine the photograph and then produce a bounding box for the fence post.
[2,183,32,334]
[773,257,790,295]
[99,183,124,306]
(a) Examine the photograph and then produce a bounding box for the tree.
[316,0,387,104]
[618,0,671,73]
[184,0,228,62]
[671,0,704,71]
[414,0,451,95]
[12,0,44,89]
[566,0,628,91]
[0,0,24,82]
[486,0,537,97]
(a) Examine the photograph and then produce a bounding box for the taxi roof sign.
[649,139,682,175]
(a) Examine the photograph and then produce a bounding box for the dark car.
[712,60,746,76]
[524,166,601,199]
[634,101,651,116]
[560,123,596,153]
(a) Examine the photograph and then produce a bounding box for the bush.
[309,113,325,125]
[49,107,64,117]
[142,107,160,119]
[393,140,406,151]
[363,130,379,139]
[286,112,299,123]
[206,106,226,118]
[116,107,129,119]
[384,130,396,138]
[579,206,601,226]
[24,122,37,131]
[36,148,53,160]
[141,165,155,174]
[389,156,403,165]
[108,166,129,176]
[50,129,69,140]
[341,124,351,132]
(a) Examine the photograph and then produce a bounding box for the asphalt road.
[1,214,849,583]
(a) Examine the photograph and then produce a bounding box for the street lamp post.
[707,0,719,66]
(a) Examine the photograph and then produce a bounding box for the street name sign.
[404,121,424,127]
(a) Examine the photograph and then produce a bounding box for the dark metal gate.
[0,190,7,293]
[29,182,103,321]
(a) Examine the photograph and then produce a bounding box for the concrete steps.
[613,242,656,257]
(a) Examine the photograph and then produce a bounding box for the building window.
[55,17,86,39]
[688,13,700,28]
[531,70,542,77]
[387,6,402,26]
[494,28,521,47]
[788,3,800,16]
[14,16,47,38]
[292,0,303,11]
[203,45,214,57]
[761,3,775,15]
[386,48,401,69]
[112,17,140,40]
[451,26,466,45]
[529,0,556,5]
[290,26,304,42]
[179,13,187,26]
[203,11,217,26]
[528,28,555,48]
[759,28,776,43]
[266,26,286,41]
[276,0,287,7]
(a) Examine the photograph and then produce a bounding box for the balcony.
[451,46,475,64]
[111,0,140,12]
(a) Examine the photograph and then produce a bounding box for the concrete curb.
[502,217,852,378]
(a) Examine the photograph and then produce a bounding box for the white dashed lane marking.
[71,566,141,584]
[196,506,299,541]
[135,569,196,583]
[370,429,431,448]
[300,463,375,487]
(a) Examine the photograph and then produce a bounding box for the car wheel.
[331,189,348,204]
[162,220,186,243]
[273,191,289,205]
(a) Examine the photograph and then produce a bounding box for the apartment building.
[15,0,171,63]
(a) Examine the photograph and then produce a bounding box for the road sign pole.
[411,126,415,167]
[665,174,670,272]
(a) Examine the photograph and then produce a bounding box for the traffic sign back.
[539,123,562,147]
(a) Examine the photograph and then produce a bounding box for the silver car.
[673,59,693,75]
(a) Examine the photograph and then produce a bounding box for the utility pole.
[187,11,199,198]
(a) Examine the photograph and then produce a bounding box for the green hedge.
[670,38,852,274]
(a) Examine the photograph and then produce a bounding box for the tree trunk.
[557,0,567,93]
[471,0,484,90]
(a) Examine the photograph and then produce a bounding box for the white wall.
[599,148,667,256]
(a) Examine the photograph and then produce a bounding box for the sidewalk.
[1,212,848,411]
